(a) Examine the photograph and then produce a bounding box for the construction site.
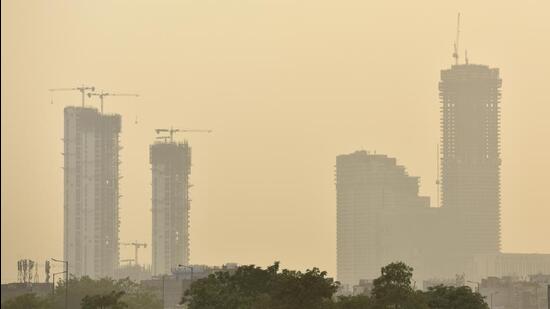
[150,128,210,276]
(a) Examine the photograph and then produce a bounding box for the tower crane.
[452,13,461,65]
[87,91,139,114]
[121,242,147,266]
[49,85,96,107]
[155,127,212,143]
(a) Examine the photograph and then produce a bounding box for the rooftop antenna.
[452,13,461,65]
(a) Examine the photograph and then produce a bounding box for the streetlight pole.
[178,264,193,305]
[178,264,193,282]
[162,274,166,309]
[52,258,68,309]
[52,271,66,296]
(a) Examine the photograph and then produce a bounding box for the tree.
[51,276,161,309]
[270,267,337,309]
[81,290,127,309]
[371,262,428,309]
[182,262,338,309]
[332,295,372,309]
[1,293,53,309]
[423,285,488,309]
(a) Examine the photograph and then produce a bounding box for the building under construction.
[336,151,433,288]
[439,64,502,258]
[64,106,121,278]
[150,139,191,276]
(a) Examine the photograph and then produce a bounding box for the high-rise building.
[64,106,121,278]
[150,141,191,276]
[439,64,502,256]
[336,151,431,287]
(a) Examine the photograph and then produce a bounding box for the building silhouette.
[439,64,502,257]
[336,61,550,289]
[64,106,121,278]
[150,140,191,276]
[336,151,431,287]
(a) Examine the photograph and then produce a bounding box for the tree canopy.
[182,262,338,309]
[81,290,127,309]
[183,261,489,309]
[423,285,489,309]
[1,293,53,309]
[1,277,161,309]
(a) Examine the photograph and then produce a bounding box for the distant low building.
[141,263,239,309]
[472,253,550,283]
[480,276,549,309]
[116,264,152,282]
[352,279,374,296]
[141,276,190,309]
[423,274,466,291]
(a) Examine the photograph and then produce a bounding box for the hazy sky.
[2,0,549,283]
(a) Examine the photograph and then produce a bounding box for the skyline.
[2,0,550,283]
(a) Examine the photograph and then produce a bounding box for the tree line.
[181,261,488,309]
[2,262,488,308]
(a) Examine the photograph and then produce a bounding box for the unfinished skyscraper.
[64,106,121,278]
[336,151,431,288]
[439,64,502,257]
[150,140,191,276]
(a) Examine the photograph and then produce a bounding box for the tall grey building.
[336,151,431,287]
[150,141,191,276]
[439,64,502,256]
[64,106,121,278]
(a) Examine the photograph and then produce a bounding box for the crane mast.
[121,242,147,266]
[453,13,461,65]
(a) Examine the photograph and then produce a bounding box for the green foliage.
[1,262,489,309]
[332,295,372,309]
[371,262,426,309]
[424,285,489,309]
[51,276,161,309]
[182,262,338,309]
[271,267,338,309]
[1,293,53,309]
[1,277,161,309]
[81,290,127,309]
[182,261,490,309]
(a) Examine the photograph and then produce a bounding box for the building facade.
[64,106,121,278]
[150,141,191,276]
[439,64,503,257]
[336,151,431,287]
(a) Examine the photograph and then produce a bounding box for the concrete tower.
[150,141,191,276]
[64,106,121,278]
[439,64,502,256]
[336,151,431,288]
